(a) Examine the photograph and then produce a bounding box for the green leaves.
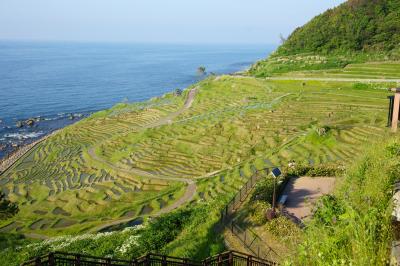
[0,192,18,220]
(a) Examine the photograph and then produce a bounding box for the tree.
[197,66,206,75]
[174,88,183,96]
[0,192,18,220]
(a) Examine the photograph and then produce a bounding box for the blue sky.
[0,0,346,44]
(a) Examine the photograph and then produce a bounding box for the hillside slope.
[249,0,400,77]
[279,0,400,55]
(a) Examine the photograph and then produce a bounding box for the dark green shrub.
[287,163,344,177]
[137,208,193,252]
[313,195,345,226]
[251,178,276,203]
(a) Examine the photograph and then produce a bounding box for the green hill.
[249,0,400,77]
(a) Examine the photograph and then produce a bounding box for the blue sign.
[271,168,281,178]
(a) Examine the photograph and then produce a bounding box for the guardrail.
[220,167,273,223]
[21,251,275,266]
[218,166,288,263]
[203,250,276,266]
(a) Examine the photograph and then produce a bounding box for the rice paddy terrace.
[0,62,397,237]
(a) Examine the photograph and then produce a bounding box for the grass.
[294,136,398,265]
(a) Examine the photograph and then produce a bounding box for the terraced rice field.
[277,61,400,80]
[0,63,394,236]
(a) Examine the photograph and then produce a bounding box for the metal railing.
[220,167,276,223]
[203,251,276,266]
[230,223,280,263]
[217,166,288,263]
[21,251,133,266]
[21,251,275,266]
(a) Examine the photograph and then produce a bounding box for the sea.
[0,41,275,159]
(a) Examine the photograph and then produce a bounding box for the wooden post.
[247,255,252,266]
[228,252,233,266]
[76,254,81,266]
[390,88,400,132]
[48,253,55,266]
[35,257,41,266]
[392,93,400,132]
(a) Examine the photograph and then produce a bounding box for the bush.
[313,195,346,226]
[287,163,344,177]
[264,216,302,245]
[136,208,193,253]
[251,178,276,203]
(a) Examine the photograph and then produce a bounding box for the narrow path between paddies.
[87,88,198,232]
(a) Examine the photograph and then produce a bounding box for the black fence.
[21,251,133,266]
[21,251,275,266]
[230,223,280,263]
[203,251,276,266]
[220,168,272,223]
[217,166,288,263]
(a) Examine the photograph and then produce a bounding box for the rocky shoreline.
[0,130,59,174]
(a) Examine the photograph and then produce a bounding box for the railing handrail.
[21,250,276,266]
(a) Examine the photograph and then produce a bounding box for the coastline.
[0,129,60,175]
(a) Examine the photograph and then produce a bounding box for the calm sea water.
[0,41,274,158]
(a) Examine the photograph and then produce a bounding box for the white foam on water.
[4,131,44,140]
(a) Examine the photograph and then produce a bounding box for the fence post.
[76,254,81,266]
[107,258,112,266]
[146,254,151,266]
[48,252,55,266]
[162,255,167,266]
[35,257,41,266]
[218,254,222,266]
[247,255,252,266]
[228,251,233,266]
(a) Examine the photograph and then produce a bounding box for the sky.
[0,0,346,44]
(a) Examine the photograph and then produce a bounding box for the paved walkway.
[281,176,336,221]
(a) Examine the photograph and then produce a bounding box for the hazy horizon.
[0,0,346,44]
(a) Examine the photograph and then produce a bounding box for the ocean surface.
[0,41,275,158]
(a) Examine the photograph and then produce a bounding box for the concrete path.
[281,176,336,221]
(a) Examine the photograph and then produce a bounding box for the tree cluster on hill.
[277,0,400,55]
[248,0,400,77]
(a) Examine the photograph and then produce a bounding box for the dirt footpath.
[281,176,336,221]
